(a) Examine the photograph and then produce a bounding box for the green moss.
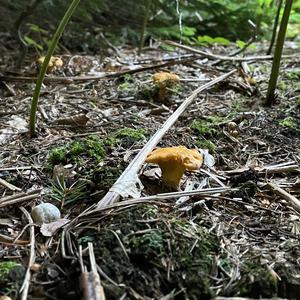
[118,81,130,91]
[191,116,224,137]
[48,147,67,166]
[238,261,278,297]
[0,261,20,283]
[47,135,106,169]
[284,68,300,80]
[114,128,146,146]
[138,84,157,100]
[130,229,165,258]
[103,135,118,147]
[93,161,126,191]
[115,128,146,140]
[69,140,85,156]
[279,117,298,129]
[195,139,216,153]
[85,136,105,162]
[118,74,134,91]
[83,204,217,299]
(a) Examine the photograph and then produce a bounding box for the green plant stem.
[138,0,152,56]
[29,0,81,137]
[267,0,283,55]
[265,0,293,106]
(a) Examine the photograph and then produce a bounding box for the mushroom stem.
[160,162,185,190]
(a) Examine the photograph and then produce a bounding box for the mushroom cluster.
[37,56,63,73]
[146,146,203,190]
[227,121,239,138]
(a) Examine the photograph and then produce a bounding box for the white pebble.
[32,203,61,225]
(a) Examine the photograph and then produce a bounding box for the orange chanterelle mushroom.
[145,146,203,190]
[152,72,180,102]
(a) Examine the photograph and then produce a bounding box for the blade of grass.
[265,0,293,106]
[29,0,81,137]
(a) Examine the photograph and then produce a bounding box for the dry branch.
[95,69,236,210]
[266,181,300,214]
[19,207,36,300]
[79,243,106,300]
[164,40,297,62]
[0,189,41,208]
[0,56,198,83]
[0,178,22,191]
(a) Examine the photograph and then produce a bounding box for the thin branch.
[164,40,297,62]
[0,56,199,83]
[266,181,300,214]
[19,207,36,300]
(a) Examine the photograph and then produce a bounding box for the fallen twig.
[19,207,36,300]
[211,35,256,66]
[131,187,231,202]
[95,69,236,209]
[0,178,22,191]
[79,243,106,300]
[265,181,300,214]
[222,161,299,175]
[164,40,297,62]
[0,56,199,83]
[0,189,41,208]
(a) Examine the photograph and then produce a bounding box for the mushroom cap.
[152,72,180,85]
[37,56,63,68]
[146,146,203,170]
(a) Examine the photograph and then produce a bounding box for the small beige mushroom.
[145,146,203,190]
[227,121,238,131]
[37,56,63,73]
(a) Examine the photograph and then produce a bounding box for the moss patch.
[0,261,24,296]
[47,135,106,168]
[279,116,298,130]
[47,128,146,169]
[191,116,225,138]
[237,260,278,298]
[113,127,146,147]
[79,204,217,299]
[195,139,216,153]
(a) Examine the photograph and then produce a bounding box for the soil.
[0,38,300,300]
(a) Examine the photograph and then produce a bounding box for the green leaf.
[181,26,197,37]
[27,23,48,34]
[197,35,214,45]
[236,40,246,49]
[24,36,44,50]
[213,37,230,45]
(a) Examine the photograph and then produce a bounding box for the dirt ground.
[0,39,300,299]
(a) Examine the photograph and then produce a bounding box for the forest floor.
[0,39,300,300]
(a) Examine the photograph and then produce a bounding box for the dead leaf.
[53,114,89,127]
[40,218,70,237]
[0,115,27,145]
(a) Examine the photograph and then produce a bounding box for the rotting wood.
[95,69,236,210]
